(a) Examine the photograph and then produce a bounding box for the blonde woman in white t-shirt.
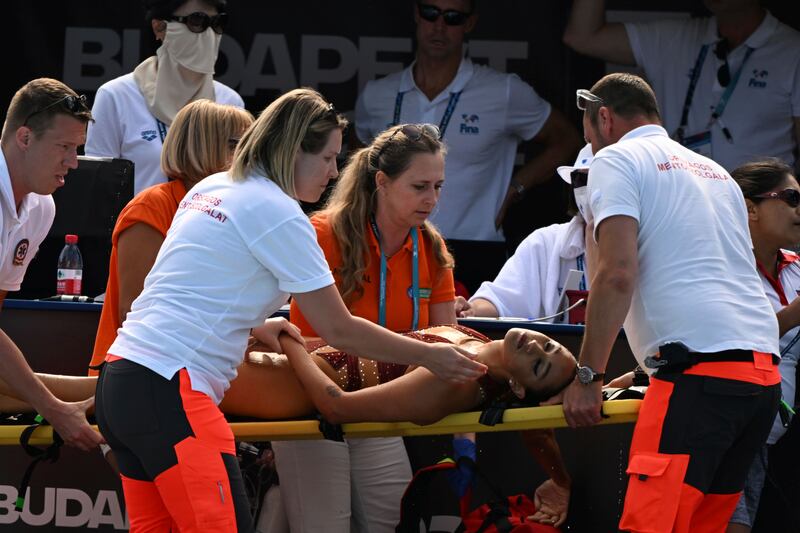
[92,87,487,532]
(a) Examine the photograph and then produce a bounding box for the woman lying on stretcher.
[0,325,577,526]
[0,324,577,425]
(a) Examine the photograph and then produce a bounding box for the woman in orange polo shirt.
[278,124,456,533]
[88,99,254,374]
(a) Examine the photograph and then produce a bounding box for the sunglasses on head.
[23,94,89,127]
[570,169,588,188]
[376,123,440,161]
[166,12,228,34]
[576,89,604,111]
[753,188,800,208]
[417,3,472,26]
[714,40,731,88]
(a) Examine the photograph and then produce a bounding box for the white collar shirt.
[586,124,778,366]
[356,57,551,242]
[625,11,800,170]
[0,148,55,292]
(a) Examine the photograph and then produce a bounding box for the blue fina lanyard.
[156,118,168,143]
[370,215,419,330]
[575,254,587,291]
[710,46,754,133]
[677,43,754,141]
[782,329,800,357]
[392,90,463,137]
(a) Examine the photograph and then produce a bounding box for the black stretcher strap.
[16,419,63,511]
[316,414,345,442]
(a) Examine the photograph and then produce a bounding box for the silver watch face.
[577,365,594,384]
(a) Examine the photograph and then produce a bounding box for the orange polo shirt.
[290,214,455,336]
[88,180,187,375]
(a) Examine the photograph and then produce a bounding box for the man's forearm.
[579,267,634,372]
[513,125,581,191]
[0,328,60,417]
[468,298,500,318]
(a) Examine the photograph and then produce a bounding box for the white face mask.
[573,186,589,219]
[162,22,221,74]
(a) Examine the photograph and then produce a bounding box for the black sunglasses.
[166,12,228,34]
[417,3,472,26]
[570,169,588,188]
[753,188,800,208]
[375,124,440,162]
[714,40,730,88]
[23,94,89,127]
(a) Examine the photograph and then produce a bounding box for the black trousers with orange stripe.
[95,358,253,533]
[620,363,780,533]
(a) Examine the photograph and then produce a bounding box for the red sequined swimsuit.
[311,325,495,393]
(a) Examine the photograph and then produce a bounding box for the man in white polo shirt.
[355,0,581,293]
[562,73,780,532]
[0,78,102,451]
[563,0,800,171]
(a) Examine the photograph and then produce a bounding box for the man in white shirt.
[562,73,781,532]
[563,0,800,171]
[0,78,103,451]
[458,144,594,322]
[356,0,581,293]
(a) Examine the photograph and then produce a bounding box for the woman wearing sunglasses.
[91,89,484,532]
[728,159,800,533]
[273,123,456,533]
[85,0,244,195]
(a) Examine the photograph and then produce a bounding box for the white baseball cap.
[557,144,594,184]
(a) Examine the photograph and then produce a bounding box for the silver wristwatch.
[576,365,605,385]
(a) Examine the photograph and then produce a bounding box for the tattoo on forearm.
[325,385,342,398]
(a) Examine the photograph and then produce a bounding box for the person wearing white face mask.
[451,145,595,528]
[86,0,244,195]
[455,144,594,323]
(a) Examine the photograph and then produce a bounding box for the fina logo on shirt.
[140,129,158,141]
[748,69,768,88]
[12,239,29,266]
[459,114,480,135]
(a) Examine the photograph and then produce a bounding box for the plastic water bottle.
[56,234,83,295]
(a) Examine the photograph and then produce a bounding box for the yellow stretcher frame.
[0,400,641,446]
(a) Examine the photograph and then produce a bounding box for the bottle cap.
[65,234,78,244]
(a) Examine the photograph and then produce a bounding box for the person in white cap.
[455,144,594,322]
[451,145,595,528]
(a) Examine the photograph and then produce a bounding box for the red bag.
[396,458,560,533]
[462,493,554,532]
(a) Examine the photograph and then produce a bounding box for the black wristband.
[632,366,650,387]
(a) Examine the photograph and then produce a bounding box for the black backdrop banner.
[5,1,797,118]
[4,1,797,247]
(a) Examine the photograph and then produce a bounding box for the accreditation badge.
[409,287,432,299]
